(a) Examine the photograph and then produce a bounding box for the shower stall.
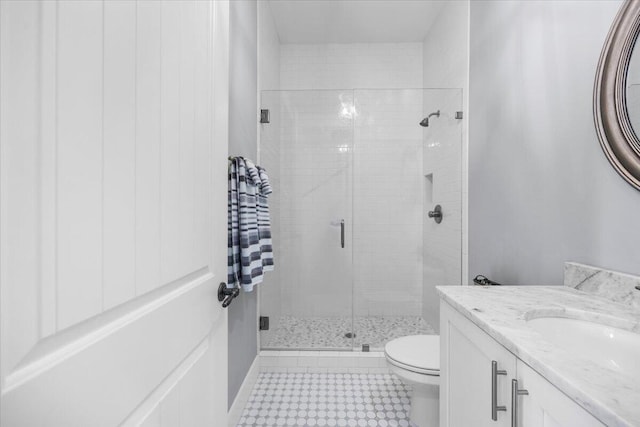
[259,88,463,351]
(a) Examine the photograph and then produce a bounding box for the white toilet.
[384,335,440,427]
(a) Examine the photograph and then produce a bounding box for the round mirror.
[594,0,640,190]
[627,36,640,136]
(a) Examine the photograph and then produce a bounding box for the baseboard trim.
[227,355,260,427]
[259,350,390,373]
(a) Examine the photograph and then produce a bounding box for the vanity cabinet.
[516,360,604,427]
[440,301,604,427]
[440,302,516,427]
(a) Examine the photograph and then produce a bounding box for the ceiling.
[268,1,447,44]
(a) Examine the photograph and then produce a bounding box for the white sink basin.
[527,316,640,377]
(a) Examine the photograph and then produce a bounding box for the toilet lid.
[384,335,440,374]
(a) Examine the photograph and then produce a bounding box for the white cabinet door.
[0,1,230,425]
[440,301,517,427]
[516,360,604,427]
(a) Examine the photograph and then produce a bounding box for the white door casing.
[0,0,230,425]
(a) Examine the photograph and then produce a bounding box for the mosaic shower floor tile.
[236,372,414,427]
[261,315,435,350]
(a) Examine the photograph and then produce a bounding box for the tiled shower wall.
[260,41,464,332]
[266,89,425,318]
[269,43,425,319]
[353,90,424,316]
[422,91,463,329]
[274,91,354,318]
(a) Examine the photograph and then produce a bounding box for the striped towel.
[227,157,274,292]
[256,166,273,272]
[257,166,272,195]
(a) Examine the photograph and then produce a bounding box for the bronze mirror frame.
[594,0,640,191]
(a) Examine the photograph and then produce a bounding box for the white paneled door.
[0,0,230,425]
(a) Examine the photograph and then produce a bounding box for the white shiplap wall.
[0,1,228,424]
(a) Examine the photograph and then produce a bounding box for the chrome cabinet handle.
[340,219,345,248]
[492,360,507,420]
[511,379,529,427]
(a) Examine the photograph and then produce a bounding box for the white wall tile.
[256,352,391,374]
[261,37,465,335]
[260,356,280,368]
[352,89,424,316]
[317,356,340,368]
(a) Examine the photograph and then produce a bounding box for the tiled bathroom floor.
[262,316,434,350]
[236,372,413,427]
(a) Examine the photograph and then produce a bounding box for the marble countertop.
[437,285,640,427]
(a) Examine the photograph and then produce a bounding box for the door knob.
[428,205,443,224]
[218,282,239,308]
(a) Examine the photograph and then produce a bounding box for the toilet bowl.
[384,335,440,427]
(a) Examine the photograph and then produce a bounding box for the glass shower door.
[259,90,354,350]
[351,88,463,351]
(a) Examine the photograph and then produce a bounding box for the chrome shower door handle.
[340,219,345,248]
[492,360,508,420]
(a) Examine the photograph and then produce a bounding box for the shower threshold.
[261,315,435,351]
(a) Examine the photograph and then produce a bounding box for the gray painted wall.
[228,0,258,409]
[469,0,640,286]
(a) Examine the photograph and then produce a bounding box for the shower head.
[420,110,440,127]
